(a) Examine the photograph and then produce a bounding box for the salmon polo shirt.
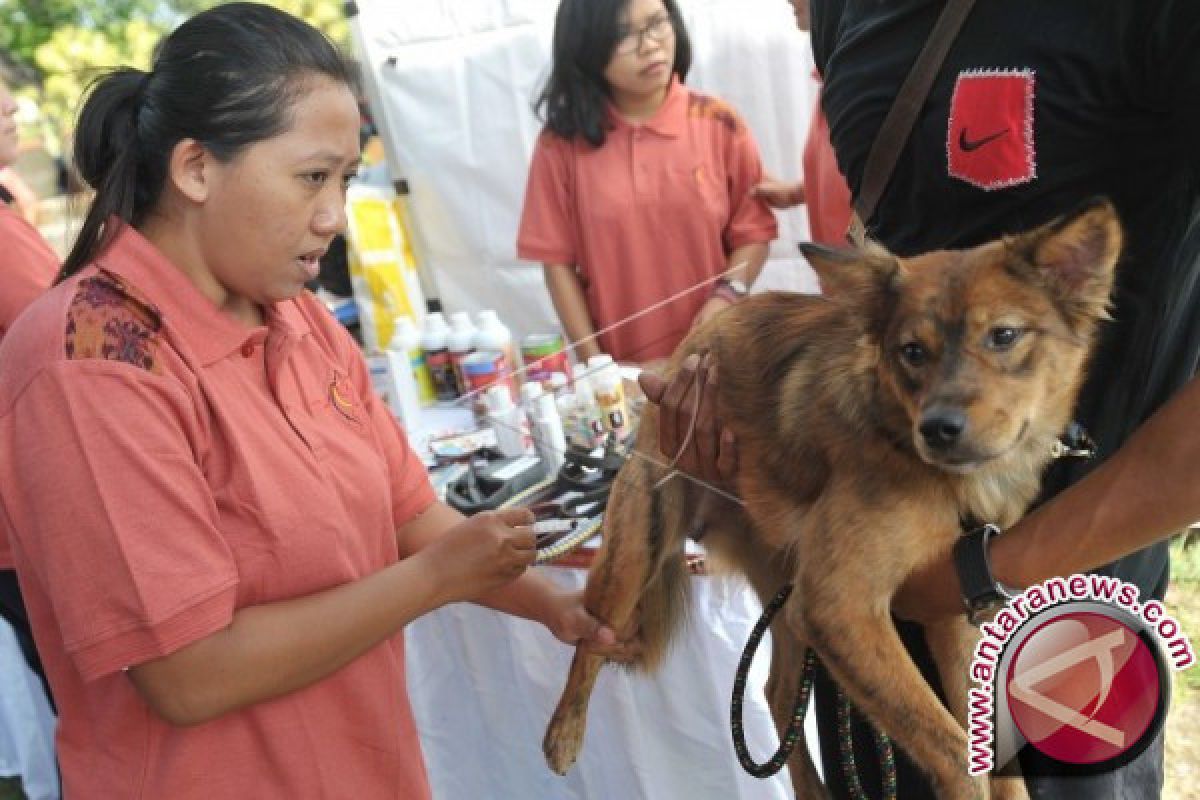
[0,201,60,568]
[517,77,778,362]
[0,223,437,799]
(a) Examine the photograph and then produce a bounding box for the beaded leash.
[730,583,814,778]
[730,583,898,799]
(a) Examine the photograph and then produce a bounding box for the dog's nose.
[919,408,967,450]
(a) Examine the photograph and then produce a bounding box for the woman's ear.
[167,138,213,204]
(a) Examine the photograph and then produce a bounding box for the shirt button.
[241,342,255,358]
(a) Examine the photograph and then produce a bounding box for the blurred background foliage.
[0,0,350,159]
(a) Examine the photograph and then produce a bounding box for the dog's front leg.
[791,500,987,799]
[926,618,1029,800]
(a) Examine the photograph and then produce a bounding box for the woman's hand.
[418,508,537,605]
[539,589,642,663]
[637,352,738,487]
[752,177,806,209]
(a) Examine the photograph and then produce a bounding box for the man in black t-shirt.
[804,2,1200,797]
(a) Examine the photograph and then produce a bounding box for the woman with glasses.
[518,0,777,364]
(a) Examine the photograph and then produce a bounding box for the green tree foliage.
[2,1,350,157]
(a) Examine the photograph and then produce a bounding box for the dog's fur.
[543,200,1122,799]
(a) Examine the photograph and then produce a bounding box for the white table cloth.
[406,566,803,799]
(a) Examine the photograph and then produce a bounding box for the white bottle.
[380,326,423,433]
[587,354,629,440]
[522,381,567,472]
[390,316,435,406]
[474,309,517,393]
[421,311,457,403]
[570,374,605,449]
[447,311,477,396]
[486,384,528,459]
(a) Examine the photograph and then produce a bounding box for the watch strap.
[952,523,1013,625]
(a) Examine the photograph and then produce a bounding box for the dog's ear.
[1009,198,1122,326]
[799,241,904,300]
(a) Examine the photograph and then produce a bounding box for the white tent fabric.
[351,0,820,346]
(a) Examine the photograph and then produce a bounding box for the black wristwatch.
[953,524,1016,626]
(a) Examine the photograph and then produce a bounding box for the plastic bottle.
[587,354,629,440]
[486,385,528,458]
[522,381,567,472]
[421,311,458,403]
[473,309,517,394]
[379,326,423,431]
[570,374,605,449]
[447,311,477,396]
[390,315,435,406]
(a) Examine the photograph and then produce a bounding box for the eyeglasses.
[614,14,675,56]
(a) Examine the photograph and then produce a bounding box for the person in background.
[750,0,852,248]
[0,76,60,711]
[0,6,631,799]
[646,0,1200,797]
[517,0,778,364]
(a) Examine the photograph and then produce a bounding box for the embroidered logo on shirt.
[958,127,1009,152]
[947,69,1036,191]
[65,272,163,374]
[329,371,362,425]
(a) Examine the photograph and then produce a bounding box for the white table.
[405,566,800,800]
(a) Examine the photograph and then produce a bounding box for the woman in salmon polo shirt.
[0,76,60,711]
[517,0,779,364]
[0,6,631,799]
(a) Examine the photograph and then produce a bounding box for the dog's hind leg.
[926,619,1029,800]
[543,456,693,774]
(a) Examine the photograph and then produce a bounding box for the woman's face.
[603,0,677,100]
[0,83,19,168]
[196,76,360,320]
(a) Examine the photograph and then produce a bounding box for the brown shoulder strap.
[849,0,977,244]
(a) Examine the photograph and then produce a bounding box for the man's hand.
[637,352,738,487]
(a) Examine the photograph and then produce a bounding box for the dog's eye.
[900,342,928,367]
[987,327,1024,350]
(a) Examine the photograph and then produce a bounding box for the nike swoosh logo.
[959,127,1009,152]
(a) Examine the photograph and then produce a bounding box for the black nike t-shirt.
[813,0,1200,600]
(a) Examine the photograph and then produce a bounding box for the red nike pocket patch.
[947,69,1036,190]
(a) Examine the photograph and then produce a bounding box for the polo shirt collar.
[94,219,310,366]
[608,76,688,138]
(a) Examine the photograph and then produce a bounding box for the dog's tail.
[637,470,694,671]
[598,451,694,673]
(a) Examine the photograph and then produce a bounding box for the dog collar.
[953,523,1017,626]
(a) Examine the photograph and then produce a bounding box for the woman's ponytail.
[59,68,150,281]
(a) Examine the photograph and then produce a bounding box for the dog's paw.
[543,707,587,775]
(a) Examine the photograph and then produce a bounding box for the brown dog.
[542,200,1122,799]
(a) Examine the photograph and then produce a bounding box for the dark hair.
[534,0,691,148]
[60,2,354,280]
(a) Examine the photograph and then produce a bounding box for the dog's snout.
[919,408,967,450]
